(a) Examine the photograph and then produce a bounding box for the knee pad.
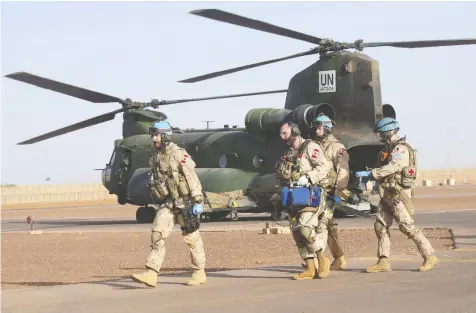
[292,229,307,248]
[299,225,315,243]
[398,223,418,238]
[374,220,386,237]
[151,231,163,249]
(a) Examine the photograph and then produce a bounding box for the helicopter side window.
[122,150,132,170]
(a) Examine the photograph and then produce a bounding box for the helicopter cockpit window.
[108,150,116,166]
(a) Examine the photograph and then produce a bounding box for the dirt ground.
[1,228,452,290]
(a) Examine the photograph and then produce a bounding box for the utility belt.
[380,181,415,216]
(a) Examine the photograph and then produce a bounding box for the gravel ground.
[1,228,452,290]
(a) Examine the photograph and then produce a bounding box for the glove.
[192,203,203,215]
[355,170,372,178]
[332,195,341,204]
[297,175,310,186]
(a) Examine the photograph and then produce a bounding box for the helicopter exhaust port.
[244,103,335,138]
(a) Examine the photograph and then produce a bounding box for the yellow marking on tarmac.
[453,248,476,252]
[357,257,476,263]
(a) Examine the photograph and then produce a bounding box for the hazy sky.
[2,1,476,185]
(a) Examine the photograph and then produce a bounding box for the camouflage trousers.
[374,188,434,258]
[292,210,329,260]
[324,200,344,259]
[145,206,206,273]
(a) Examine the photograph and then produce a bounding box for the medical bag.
[281,185,322,208]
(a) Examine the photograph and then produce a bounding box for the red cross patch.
[338,148,347,155]
[311,148,319,159]
[408,168,415,176]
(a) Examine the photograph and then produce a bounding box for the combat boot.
[330,256,347,270]
[293,258,316,280]
[131,269,158,287]
[316,251,331,278]
[418,255,438,272]
[186,269,207,286]
[365,257,392,273]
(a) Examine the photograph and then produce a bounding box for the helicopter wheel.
[271,207,288,221]
[136,205,156,224]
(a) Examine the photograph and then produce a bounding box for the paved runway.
[2,208,476,233]
[2,251,476,313]
[2,193,476,313]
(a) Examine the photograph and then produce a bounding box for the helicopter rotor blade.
[190,9,323,45]
[178,49,318,83]
[357,38,476,49]
[161,88,288,104]
[17,108,125,145]
[5,72,125,104]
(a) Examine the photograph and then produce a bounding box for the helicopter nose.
[101,167,111,189]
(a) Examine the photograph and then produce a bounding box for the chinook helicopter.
[5,9,476,223]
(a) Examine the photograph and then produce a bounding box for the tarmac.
[2,248,476,313]
[2,194,476,313]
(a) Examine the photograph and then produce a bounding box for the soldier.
[355,117,438,273]
[275,121,332,280]
[311,114,348,270]
[131,120,207,287]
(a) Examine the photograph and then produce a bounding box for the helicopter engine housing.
[243,103,334,138]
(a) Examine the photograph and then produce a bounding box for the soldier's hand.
[192,203,203,215]
[332,195,341,204]
[297,175,310,186]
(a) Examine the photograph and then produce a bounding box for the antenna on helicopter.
[202,120,215,129]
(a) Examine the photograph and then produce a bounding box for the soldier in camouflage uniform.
[311,114,348,271]
[275,121,332,280]
[356,117,438,273]
[131,120,207,287]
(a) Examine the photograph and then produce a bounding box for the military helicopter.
[5,9,476,223]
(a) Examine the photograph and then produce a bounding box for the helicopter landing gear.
[136,205,156,224]
[271,207,288,221]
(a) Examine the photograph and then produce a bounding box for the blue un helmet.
[311,113,333,139]
[149,120,173,136]
[149,120,173,149]
[312,114,333,129]
[375,117,399,143]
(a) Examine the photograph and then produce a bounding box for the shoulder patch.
[311,148,320,159]
[338,148,347,156]
[181,153,189,165]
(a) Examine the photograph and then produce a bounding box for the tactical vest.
[276,139,312,184]
[322,137,345,189]
[377,139,417,189]
[149,148,191,201]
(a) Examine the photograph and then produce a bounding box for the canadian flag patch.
[181,154,189,164]
[311,148,319,159]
